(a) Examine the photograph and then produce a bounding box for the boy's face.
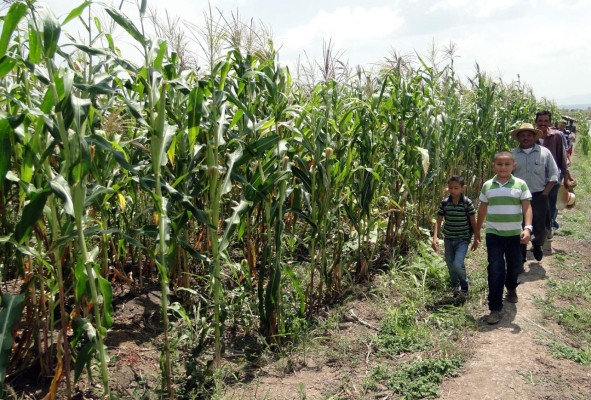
[447,181,463,198]
[492,156,515,178]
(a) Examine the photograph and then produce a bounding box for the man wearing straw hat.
[510,123,558,262]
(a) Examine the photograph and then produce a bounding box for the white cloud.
[428,0,469,13]
[428,0,517,17]
[280,6,404,50]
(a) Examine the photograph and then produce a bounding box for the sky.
[40,0,591,104]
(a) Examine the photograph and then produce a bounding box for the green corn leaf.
[73,341,94,382]
[0,293,25,396]
[0,2,29,58]
[220,199,252,252]
[0,56,17,78]
[87,135,137,173]
[37,4,61,58]
[72,43,111,57]
[97,275,114,328]
[27,23,42,64]
[74,256,87,302]
[221,146,242,195]
[187,85,204,149]
[49,175,75,217]
[84,185,116,207]
[104,8,146,46]
[0,119,12,191]
[139,0,148,16]
[148,38,166,70]
[71,94,91,130]
[62,1,90,25]
[13,187,51,244]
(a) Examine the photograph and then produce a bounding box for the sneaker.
[486,310,502,325]
[506,289,518,303]
[533,245,543,261]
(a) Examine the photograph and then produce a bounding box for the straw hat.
[557,185,576,210]
[510,123,543,140]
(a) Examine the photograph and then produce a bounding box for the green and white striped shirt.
[479,175,532,236]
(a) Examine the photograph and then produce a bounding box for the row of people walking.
[432,110,575,325]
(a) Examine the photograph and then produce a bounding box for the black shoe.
[533,245,543,261]
[506,289,518,303]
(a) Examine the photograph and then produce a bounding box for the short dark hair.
[494,151,514,161]
[535,110,552,122]
[447,175,465,186]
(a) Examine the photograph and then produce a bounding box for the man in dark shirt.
[534,111,572,233]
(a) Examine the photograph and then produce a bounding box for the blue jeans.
[444,238,470,292]
[486,233,521,311]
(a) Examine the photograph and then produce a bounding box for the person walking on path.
[535,111,572,233]
[475,151,533,325]
[510,123,558,262]
[432,175,479,298]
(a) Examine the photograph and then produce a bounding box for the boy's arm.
[432,215,443,251]
[471,202,487,250]
[520,199,533,244]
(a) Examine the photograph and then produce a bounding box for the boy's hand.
[470,236,480,251]
[432,238,439,251]
[520,229,531,244]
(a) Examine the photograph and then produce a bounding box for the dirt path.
[224,220,591,400]
[439,232,591,400]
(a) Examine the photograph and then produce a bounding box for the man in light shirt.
[510,123,558,262]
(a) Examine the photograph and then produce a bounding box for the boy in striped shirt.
[432,175,478,298]
[475,151,533,325]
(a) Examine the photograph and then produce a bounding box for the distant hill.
[558,103,591,110]
[556,93,591,110]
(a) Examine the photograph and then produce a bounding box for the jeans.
[486,233,521,311]
[444,238,470,291]
[530,191,551,247]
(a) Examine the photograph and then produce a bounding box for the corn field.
[0,1,563,398]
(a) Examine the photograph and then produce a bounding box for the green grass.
[367,357,462,400]
[537,150,591,363]
[546,341,591,365]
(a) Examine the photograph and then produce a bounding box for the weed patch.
[377,306,432,355]
[368,357,462,399]
[546,341,591,365]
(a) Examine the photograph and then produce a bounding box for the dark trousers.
[486,233,521,311]
[530,191,551,246]
[548,178,561,229]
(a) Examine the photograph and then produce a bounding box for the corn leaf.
[27,23,42,64]
[104,8,146,47]
[0,293,26,397]
[37,4,61,58]
[49,175,75,217]
[0,2,28,58]
[62,1,90,25]
[13,187,51,244]
[0,120,12,191]
[0,56,17,78]
[97,275,114,328]
[73,338,94,382]
[0,293,25,398]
